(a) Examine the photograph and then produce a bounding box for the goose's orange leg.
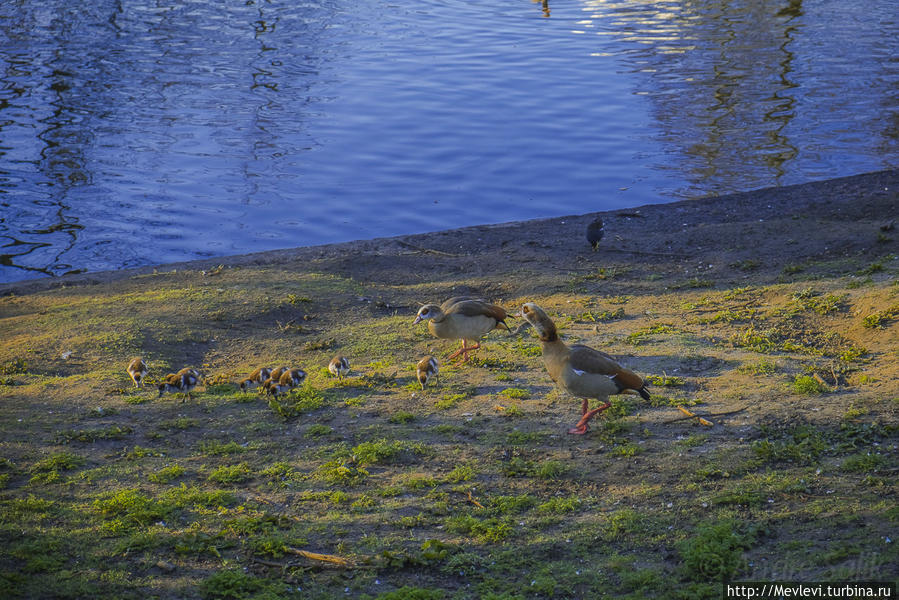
[448,340,480,362]
[568,401,611,435]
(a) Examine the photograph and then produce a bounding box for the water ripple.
[0,0,896,282]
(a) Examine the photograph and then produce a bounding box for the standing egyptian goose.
[328,355,350,380]
[416,355,439,389]
[127,357,148,388]
[519,302,650,434]
[240,366,272,392]
[587,217,604,251]
[413,297,511,362]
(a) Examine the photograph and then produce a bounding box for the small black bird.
[586,217,604,251]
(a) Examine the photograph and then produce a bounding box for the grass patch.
[207,463,252,485]
[92,489,175,531]
[791,288,847,315]
[352,439,425,464]
[436,393,468,410]
[677,519,758,582]
[267,385,325,419]
[791,375,829,395]
[752,421,891,465]
[147,464,186,484]
[578,307,625,322]
[197,440,246,456]
[498,387,529,400]
[445,514,514,543]
[738,360,778,375]
[388,411,416,424]
[861,304,899,329]
[627,323,678,345]
[536,496,583,514]
[305,423,333,437]
[56,426,133,444]
[841,453,887,473]
[1,222,897,599]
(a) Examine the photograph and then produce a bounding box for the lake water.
[1,0,896,283]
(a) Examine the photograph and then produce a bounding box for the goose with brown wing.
[413,297,511,362]
[519,302,650,434]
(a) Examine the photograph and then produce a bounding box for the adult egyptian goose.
[413,297,511,362]
[587,217,604,251]
[519,302,650,434]
[416,355,439,389]
[127,357,148,388]
[239,366,273,392]
[328,355,350,380]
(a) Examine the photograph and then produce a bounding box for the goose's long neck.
[538,319,569,363]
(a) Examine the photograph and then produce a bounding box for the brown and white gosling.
[264,367,306,398]
[519,302,650,435]
[158,369,201,402]
[416,355,439,389]
[413,297,511,362]
[259,366,288,392]
[328,355,350,380]
[127,357,148,388]
[239,366,273,392]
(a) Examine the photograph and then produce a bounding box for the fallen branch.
[467,490,485,509]
[663,405,750,424]
[252,557,288,569]
[284,547,353,567]
[678,405,713,426]
[396,240,459,257]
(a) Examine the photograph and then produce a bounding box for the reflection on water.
[582,0,898,195]
[0,0,896,282]
[577,0,808,195]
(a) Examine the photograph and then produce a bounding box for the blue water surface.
[0,0,896,282]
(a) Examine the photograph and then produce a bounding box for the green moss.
[677,519,758,582]
[147,464,185,484]
[207,463,252,485]
[498,387,529,400]
[445,464,476,483]
[791,375,829,395]
[92,489,175,530]
[536,496,583,514]
[197,440,246,456]
[841,453,886,473]
[445,514,514,543]
[267,385,325,419]
[489,494,537,515]
[436,393,467,410]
